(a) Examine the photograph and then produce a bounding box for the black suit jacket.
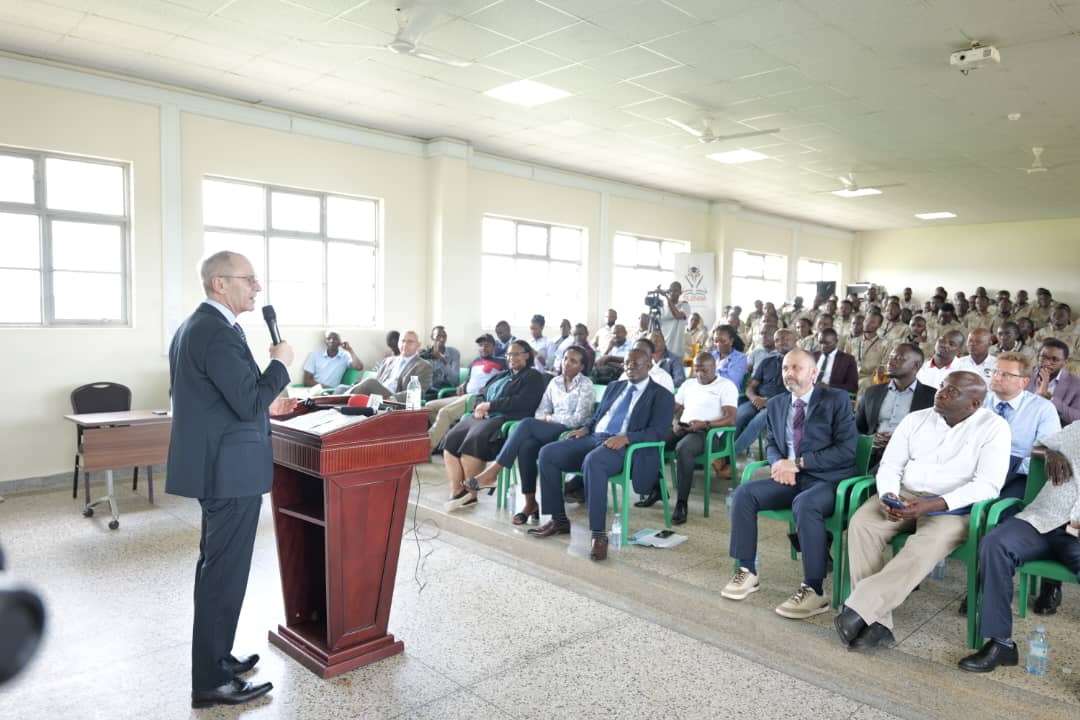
[813,350,859,395]
[765,386,857,483]
[855,380,936,435]
[166,303,290,499]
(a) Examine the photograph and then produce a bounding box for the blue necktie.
[995,401,1012,421]
[603,385,637,435]
[233,322,247,343]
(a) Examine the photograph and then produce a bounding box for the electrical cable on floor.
[407,465,440,594]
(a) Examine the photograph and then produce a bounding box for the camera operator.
[659,281,691,358]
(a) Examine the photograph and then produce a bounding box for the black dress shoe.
[528,519,571,537]
[1033,580,1062,615]
[850,623,896,651]
[222,653,259,675]
[958,640,1018,673]
[671,501,687,525]
[191,678,273,708]
[590,535,609,561]
[834,606,867,647]
[634,488,662,508]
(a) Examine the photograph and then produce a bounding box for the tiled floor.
[1,460,1077,719]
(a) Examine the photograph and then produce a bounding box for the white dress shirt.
[876,407,1011,511]
[915,357,958,390]
[817,350,836,385]
[954,353,996,386]
[597,377,651,435]
[675,375,738,423]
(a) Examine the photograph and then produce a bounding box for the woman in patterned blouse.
[466,346,596,524]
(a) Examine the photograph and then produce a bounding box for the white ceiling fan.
[306,3,472,68]
[822,173,904,197]
[664,116,780,144]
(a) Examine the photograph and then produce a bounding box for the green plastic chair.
[662,426,736,518]
[340,367,360,386]
[843,467,1004,649]
[735,434,874,609]
[459,367,469,384]
[609,441,672,544]
[982,459,1071,621]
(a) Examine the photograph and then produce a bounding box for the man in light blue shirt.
[302,331,362,387]
[985,352,1061,499]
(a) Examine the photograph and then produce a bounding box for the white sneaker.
[775,584,829,619]
[721,567,760,600]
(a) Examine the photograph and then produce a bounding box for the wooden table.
[64,410,171,529]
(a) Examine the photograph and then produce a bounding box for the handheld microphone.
[262,305,282,345]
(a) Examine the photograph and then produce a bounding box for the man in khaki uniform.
[878,300,908,345]
[1027,288,1054,330]
[853,311,890,394]
[964,295,996,335]
[1034,304,1078,348]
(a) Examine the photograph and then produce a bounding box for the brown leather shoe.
[528,519,571,538]
[711,458,732,479]
[590,535,609,561]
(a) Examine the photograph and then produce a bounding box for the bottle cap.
[1036,625,1046,632]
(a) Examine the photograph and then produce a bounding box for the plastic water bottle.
[610,517,623,548]
[754,552,762,575]
[506,481,517,512]
[931,558,947,580]
[725,488,734,518]
[405,375,421,410]
[1026,626,1049,675]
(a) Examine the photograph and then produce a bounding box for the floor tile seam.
[385,684,522,720]
[422,517,1077,720]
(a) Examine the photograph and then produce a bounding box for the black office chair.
[70,382,143,503]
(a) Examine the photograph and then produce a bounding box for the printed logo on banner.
[682,265,708,304]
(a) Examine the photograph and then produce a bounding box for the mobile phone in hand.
[881,495,905,510]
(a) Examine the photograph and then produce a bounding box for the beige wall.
[0,67,855,483]
[0,77,163,483]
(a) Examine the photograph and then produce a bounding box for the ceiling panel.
[467,0,578,42]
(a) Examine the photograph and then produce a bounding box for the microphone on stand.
[262,305,282,345]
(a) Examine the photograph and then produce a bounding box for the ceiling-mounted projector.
[950,45,1000,74]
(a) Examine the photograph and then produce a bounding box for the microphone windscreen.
[262,305,277,323]
[347,394,369,408]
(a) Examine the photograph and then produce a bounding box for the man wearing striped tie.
[530,349,674,561]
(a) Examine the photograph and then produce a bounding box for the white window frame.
[0,147,131,326]
[796,257,841,303]
[730,248,786,309]
[480,214,586,328]
[202,176,380,327]
[612,232,690,319]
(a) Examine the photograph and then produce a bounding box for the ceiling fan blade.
[665,117,704,138]
[412,47,473,67]
[838,174,854,188]
[706,128,780,142]
[304,40,387,49]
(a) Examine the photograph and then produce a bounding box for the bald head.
[967,328,992,361]
[933,370,987,425]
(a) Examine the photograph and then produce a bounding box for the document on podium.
[275,409,369,435]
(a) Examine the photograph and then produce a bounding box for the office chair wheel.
[83,507,94,518]
[108,519,119,530]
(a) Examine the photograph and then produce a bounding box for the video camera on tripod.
[643,285,667,334]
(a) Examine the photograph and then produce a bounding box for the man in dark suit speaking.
[529,349,674,561]
[721,349,857,619]
[167,251,294,708]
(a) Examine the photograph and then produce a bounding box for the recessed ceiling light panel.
[915,211,957,220]
[706,149,768,164]
[483,79,571,107]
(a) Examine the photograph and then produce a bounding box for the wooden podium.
[267,407,429,678]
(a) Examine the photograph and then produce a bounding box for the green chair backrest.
[459,367,469,384]
[1023,456,1047,505]
[340,367,359,386]
[361,370,376,382]
[593,383,606,403]
[855,434,874,475]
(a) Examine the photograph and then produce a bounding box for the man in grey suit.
[350,329,433,401]
[167,251,294,708]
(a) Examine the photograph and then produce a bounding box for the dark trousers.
[729,475,836,582]
[663,429,722,502]
[734,402,767,455]
[538,433,648,532]
[494,418,567,494]
[192,495,261,692]
[978,518,1080,640]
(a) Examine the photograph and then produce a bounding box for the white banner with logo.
[673,253,716,329]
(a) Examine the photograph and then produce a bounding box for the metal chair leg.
[147,466,154,505]
[73,454,81,498]
[132,465,139,492]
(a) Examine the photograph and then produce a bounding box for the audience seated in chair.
[836,371,1009,652]
[915,329,964,390]
[529,349,674,562]
[349,330,433,402]
[722,350,857,620]
[852,312,890,394]
[733,329,796,461]
[467,346,594,525]
[959,425,1080,673]
[1032,339,1080,426]
[527,314,555,372]
[301,331,363,388]
[855,343,935,472]
[662,352,738,525]
[445,340,548,509]
[710,324,747,390]
[425,334,506,450]
[813,328,858,395]
[420,325,460,401]
[954,328,996,385]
